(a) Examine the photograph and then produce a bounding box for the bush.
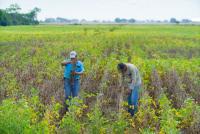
[59,97,86,134]
[0,98,33,134]
[159,94,180,134]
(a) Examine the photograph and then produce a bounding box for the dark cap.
[117,63,126,70]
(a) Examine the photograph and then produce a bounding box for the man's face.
[71,57,77,63]
[119,66,127,73]
[122,68,126,73]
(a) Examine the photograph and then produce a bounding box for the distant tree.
[27,7,41,23]
[120,18,127,23]
[0,10,8,26]
[80,19,87,23]
[181,19,192,23]
[128,18,136,23]
[44,17,80,24]
[115,18,128,23]
[71,19,79,23]
[115,18,121,23]
[170,18,179,24]
[56,17,69,23]
[170,18,176,23]
[5,3,21,13]
[44,18,56,23]
[0,4,41,26]
[163,20,168,23]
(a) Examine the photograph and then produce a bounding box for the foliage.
[86,103,109,134]
[0,4,40,26]
[0,98,33,134]
[59,97,87,134]
[0,25,199,133]
[159,94,179,134]
[135,93,158,132]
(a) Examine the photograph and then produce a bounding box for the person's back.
[124,63,141,87]
[117,63,142,116]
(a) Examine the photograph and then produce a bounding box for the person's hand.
[129,105,134,110]
[71,71,79,75]
[71,71,76,75]
[66,61,72,64]
[125,89,132,96]
[61,60,71,66]
[129,82,135,90]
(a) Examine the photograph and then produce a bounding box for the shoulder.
[126,63,137,70]
[77,61,84,65]
[125,63,134,68]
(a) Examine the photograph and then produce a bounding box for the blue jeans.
[127,85,140,116]
[64,78,80,100]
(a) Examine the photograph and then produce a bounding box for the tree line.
[42,17,192,24]
[0,4,41,26]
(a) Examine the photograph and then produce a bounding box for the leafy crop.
[0,25,199,133]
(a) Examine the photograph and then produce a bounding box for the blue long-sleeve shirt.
[64,60,84,79]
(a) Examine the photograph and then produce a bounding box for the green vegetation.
[0,25,200,133]
[0,4,40,26]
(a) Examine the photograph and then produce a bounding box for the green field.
[0,25,200,133]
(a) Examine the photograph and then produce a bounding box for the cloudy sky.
[0,0,200,21]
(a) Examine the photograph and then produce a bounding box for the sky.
[0,0,200,21]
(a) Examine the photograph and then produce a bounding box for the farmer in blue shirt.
[61,51,84,102]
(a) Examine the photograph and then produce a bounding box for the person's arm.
[120,73,131,95]
[75,71,83,75]
[75,62,84,75]
[121,74,125,87]
[119,74,123,88]
[61,59,71,66]
[130,67,137,88]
